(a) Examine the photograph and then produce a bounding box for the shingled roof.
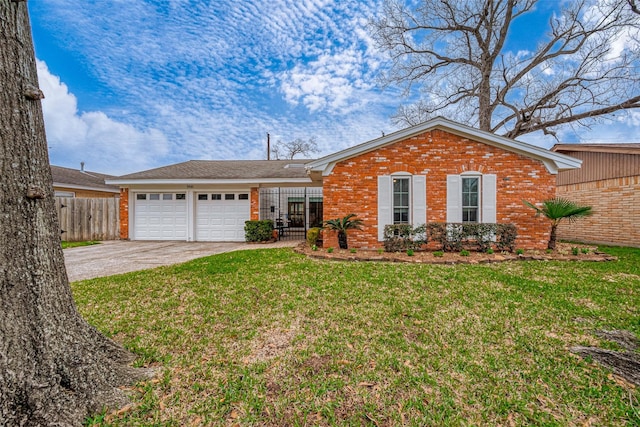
[51,165,119,193]
[107,160,314,184]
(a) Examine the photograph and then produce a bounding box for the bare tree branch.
[271,137,319,160]
[371,0,640,139]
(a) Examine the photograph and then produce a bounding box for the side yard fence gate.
[55,197,120,241]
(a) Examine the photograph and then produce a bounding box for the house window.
[462,177,479,223]
[288,197,305,227]
[447,173,496,224]
[54,191,75,198]
[393,177,410,224]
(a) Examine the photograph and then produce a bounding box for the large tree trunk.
[0,2,152,425]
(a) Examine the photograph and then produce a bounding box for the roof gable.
[307,117,581,176]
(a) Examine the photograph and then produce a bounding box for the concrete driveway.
[63,240,298,282]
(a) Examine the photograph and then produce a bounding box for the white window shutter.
[377,175,392,241]
[412,175,427,226]
[446,175,462,223]
[482,174,497,223]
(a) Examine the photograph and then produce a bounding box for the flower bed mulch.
[294,242,618,264]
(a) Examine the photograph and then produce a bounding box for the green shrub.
[406,249,414,256]
[495,223,518,252]
[516,248,524,255]
[486,248,494,254]
[383,224,427,252]
[427,222,517,252]
[327,247,334,253]
[460,249,470,257]
[581,247,589,254]
[572,247,579,256]
[350,248,357,254]
[311,245,318,251]
[244,220,274,242]
[307,227,321,247]
[433,251,444,257]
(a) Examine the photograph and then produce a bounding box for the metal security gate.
[259,187,323,241]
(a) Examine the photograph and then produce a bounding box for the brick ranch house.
[552,143,640,248]
[108,117,581,249]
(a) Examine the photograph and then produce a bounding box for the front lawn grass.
[75,246,640,426]
[62,240,100,249]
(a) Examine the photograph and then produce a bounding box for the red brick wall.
[557,176,640,248]
[322,129,555,250]
[250,187,259,220]
[119,188,129,239]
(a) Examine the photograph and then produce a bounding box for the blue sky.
[30,0,640,175]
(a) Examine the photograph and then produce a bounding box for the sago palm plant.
[524,198,593,250]
[323,214,363,249]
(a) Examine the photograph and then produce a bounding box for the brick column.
[119,188,129,240]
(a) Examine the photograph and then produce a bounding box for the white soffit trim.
[306,117,582,175]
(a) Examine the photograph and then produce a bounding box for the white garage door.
[196,192,250,241]
[134,193,187,240]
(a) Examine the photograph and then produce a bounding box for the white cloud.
[37,60,169,175]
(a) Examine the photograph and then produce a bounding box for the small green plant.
[572,247,579,256]
[323,214,363,249]
[311,244,318,251]
[406,249,414,256]
[486,248,494,255]
[581,247,589,254]
[516,248,524,255]
[377,248,384,254]
[350,248,357,254]
[307,227,321,247]
[546,249,553,254]
[433,251,444,257]
[460,249,470,257]
[327,247,334,253]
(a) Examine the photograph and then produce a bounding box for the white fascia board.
[306,116,582,174]
[105,178,313,186]
[53,182,120,193]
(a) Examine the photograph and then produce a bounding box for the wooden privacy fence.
[55,197,120,241]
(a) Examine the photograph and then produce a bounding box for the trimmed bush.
[383,224,427,252]
[244,220,274,242]
[427,222,518,252]
[307,227,321,247]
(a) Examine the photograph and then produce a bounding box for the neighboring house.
[551,144,640,248]
[52,165,119,198]
[109,118,581,249]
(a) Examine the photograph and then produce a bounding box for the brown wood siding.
[557,152,640,185]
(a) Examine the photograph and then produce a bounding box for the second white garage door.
[195,192,250,241]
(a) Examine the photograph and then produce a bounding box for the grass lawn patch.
[62,240,100,249]
[74,246,640,426]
